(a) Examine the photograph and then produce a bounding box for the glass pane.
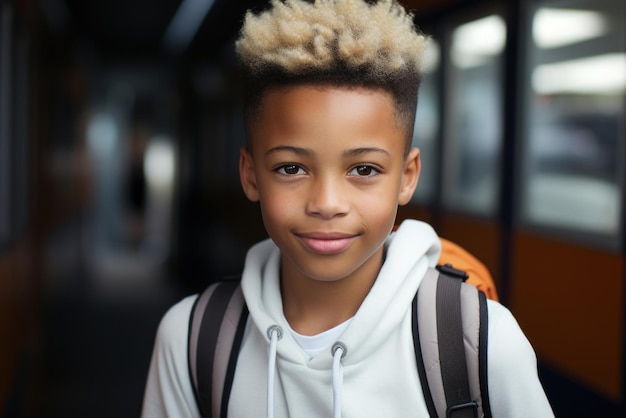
[443,14,506,215]
[411,39,440,203]
[521,0,625,237]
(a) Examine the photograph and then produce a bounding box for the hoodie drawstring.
[266,326,347,418]
[267,325,283,418]
[331,342,347,418]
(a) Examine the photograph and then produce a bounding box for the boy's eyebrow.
[343,147,391,158]
[264,146,391,158]
[265,145,313,157]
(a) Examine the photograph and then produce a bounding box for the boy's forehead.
[254,84,397,120]
[248,84,405,153]
[256,84,396,124]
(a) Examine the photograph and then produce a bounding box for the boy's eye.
[276,164,305,175]
[349,165,379,177]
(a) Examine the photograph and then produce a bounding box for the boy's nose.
[305,177,349,219]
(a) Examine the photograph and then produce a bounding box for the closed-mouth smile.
[296,232,357,254]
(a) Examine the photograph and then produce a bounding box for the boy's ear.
[239,146,260,202]
[398,147,421,206]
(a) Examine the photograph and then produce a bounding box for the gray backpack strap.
[188,280,248,418]
[190,268,490,418]
[413,266,490,418]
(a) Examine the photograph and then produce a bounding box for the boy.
[141,1,554,417]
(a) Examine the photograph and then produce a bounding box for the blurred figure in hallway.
[124,123,148,251]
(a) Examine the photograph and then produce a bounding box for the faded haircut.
[235,0,430,151]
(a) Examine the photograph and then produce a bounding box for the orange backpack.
[440,238,499,301]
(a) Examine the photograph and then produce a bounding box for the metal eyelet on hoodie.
[331,342,348,418]
[331,342,347,359]
[266,325,283,418]
[267,325,283,341]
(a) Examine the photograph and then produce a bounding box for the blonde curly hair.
[236,0,430,147]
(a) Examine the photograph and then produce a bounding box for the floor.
[6,218,191,418]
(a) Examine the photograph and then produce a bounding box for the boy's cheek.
[259,191,297,219]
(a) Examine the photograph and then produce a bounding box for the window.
[442,13,507,216]
[520,0,625,241]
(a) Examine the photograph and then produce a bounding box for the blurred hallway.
[6,217,190,418]
[1,0,626,416]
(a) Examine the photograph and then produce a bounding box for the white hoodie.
[141,220,554,417]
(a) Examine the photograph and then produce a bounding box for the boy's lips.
[296,232,357,254]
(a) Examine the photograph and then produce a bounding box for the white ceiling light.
[145,137,176,194]
[532,53,626,94]
[451,14,506,68]
[533,8,607,49]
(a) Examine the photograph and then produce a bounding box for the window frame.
[0,1,14,250]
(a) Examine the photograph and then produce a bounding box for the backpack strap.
[413,266,491,418]
[190,267,491,418]
[188,280,248,418]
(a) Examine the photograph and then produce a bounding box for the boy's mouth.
[296,232,357,255]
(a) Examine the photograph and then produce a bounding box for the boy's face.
[240,85,420,284]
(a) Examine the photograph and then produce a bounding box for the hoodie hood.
[241,219,441,366]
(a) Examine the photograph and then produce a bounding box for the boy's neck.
[280,248,384,336]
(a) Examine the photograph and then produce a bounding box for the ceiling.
[41,0,266,61]
[35,0,461,130]
[43,0,456,63]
